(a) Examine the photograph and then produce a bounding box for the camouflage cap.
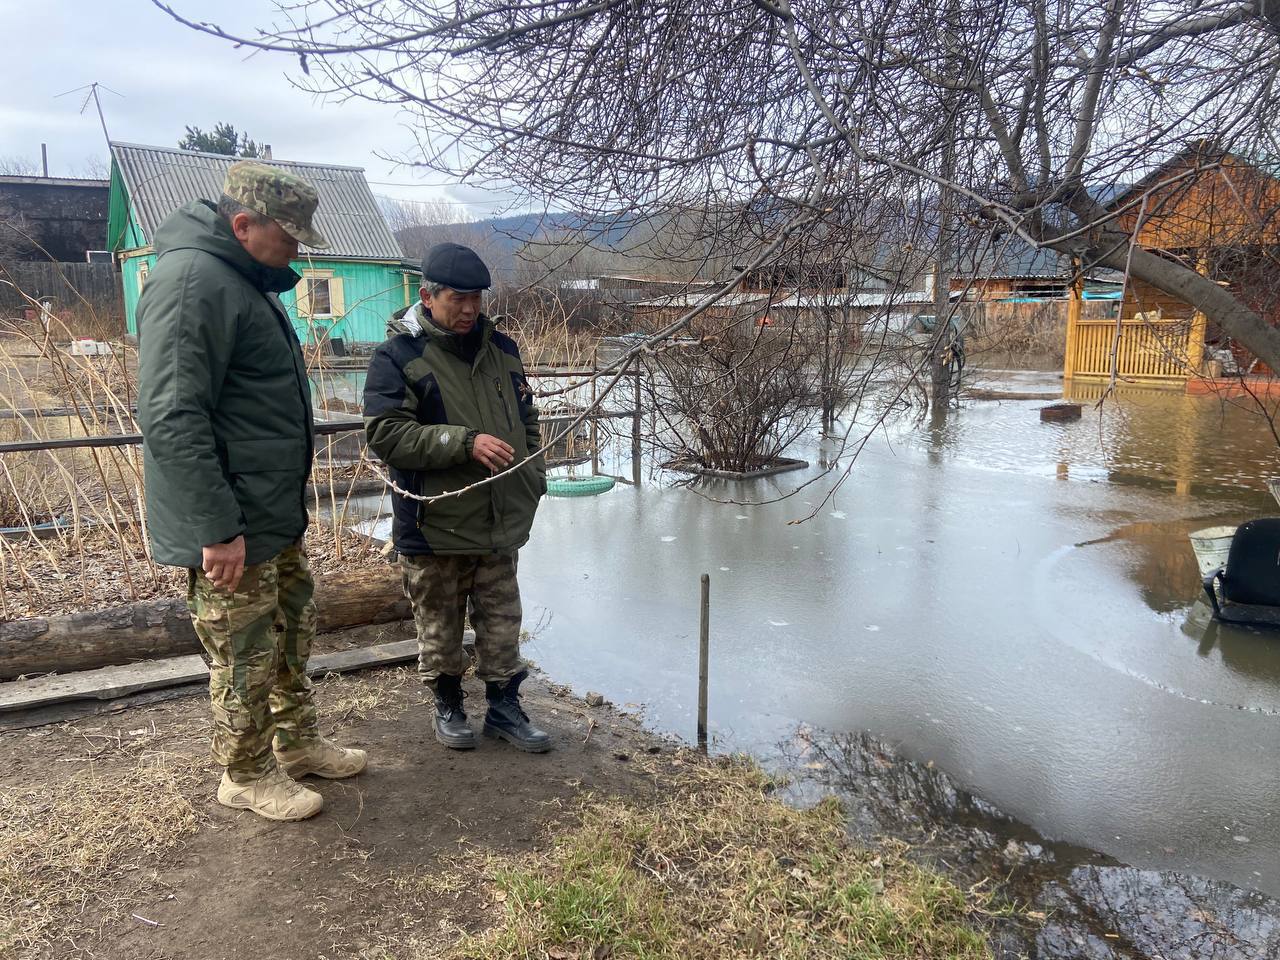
[222,160,329,249]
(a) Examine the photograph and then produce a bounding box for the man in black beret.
[364,242,551,752]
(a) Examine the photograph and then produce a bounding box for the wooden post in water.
[1063,263,1082,384]
[631,358,643,486]
[698,573,710,754]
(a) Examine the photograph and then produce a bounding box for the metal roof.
[773,290,938,309]
[0,176,109,189]
[952,241,1070,279]
[109,142,403,260]
[630,289,938,310]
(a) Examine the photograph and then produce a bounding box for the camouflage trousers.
[187,543,319,782]
[399,553,525,687]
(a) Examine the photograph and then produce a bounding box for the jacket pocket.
[226,437,307,535]
[416,466,491,552]
[226,436,306,474]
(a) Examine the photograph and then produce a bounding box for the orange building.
[1065,143,1280,385]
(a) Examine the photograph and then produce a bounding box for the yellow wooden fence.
[1064,286,1205,384]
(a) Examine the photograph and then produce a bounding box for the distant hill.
[395,209,649,280]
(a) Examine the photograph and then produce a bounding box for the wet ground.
[340,367,1280,948]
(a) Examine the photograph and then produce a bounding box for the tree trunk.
[1106,243,1280,374]
[930,2,959,414]
[930,260,954,411]
[0,567,410,680]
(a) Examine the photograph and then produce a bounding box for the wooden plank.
[0,637,442,714]
[0,655,209,711]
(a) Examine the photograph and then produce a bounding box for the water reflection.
[1078,520,1217,613]
[1182,601,1280,686]
[907,373,1280,495]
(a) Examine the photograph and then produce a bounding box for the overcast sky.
[0,0,507,213]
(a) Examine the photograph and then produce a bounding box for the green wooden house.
[107,141,418,347]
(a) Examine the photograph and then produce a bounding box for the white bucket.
[1188,525,1237,577]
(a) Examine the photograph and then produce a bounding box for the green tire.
[545,475,616,498]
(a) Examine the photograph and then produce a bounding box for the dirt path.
[1,661,672,960]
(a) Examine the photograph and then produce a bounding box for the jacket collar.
[416,301,493,361]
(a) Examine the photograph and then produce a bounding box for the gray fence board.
[0,261,123,317]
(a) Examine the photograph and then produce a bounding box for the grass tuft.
[448,756,996,960]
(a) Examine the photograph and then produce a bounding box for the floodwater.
[343,368,1280,902]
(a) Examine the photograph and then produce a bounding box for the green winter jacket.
[363,302,545,555]
[136,200,314,569]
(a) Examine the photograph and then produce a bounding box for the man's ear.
[230,212,252,241]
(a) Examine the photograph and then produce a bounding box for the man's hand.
[203,535,246,592]
[471,433,515,472]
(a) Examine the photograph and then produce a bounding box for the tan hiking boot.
[275,737,368,780]
[217,767,324,821]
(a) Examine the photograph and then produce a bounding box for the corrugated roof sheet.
[109,142,403,261]
[630,289,938,310]
[952,240,1069,279]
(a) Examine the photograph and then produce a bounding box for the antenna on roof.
[54,82,123,148]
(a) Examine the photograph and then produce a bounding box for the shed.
[107,142,418,346]
[950,242,1123,302]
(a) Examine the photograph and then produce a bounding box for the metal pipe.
[0,419,367,455]
[0,411,638,456]
[631,359,643,486]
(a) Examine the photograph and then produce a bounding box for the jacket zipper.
[495,377,513,430]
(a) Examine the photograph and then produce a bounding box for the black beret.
[422,242,491,292]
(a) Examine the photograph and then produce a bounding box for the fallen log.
[965,388,1062,401]
[0,566,409,680]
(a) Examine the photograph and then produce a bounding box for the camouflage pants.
[187,543,319,782]
[400,553,525,686]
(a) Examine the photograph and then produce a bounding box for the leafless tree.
[72,156,111,180]
[0,157,39,177]
[644,319,825,473]
[155,0,1280,368]
[378,194,520,284]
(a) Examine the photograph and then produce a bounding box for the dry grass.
[0,730,205,958]
[0,520,382,619]
[317,666,418,725]
[501,298,600,369]
[0,422,53,530]
[365,757,1002,960]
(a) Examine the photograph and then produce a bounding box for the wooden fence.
[1065,316,1196,381]
[0,261,123,318]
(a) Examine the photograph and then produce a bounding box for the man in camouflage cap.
[137,159,366,822]
[223,160,329,249]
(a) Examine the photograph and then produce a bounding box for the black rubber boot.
[431,674,476,749]
[483,670,552,753]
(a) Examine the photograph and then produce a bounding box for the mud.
[791,730,1280,960]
